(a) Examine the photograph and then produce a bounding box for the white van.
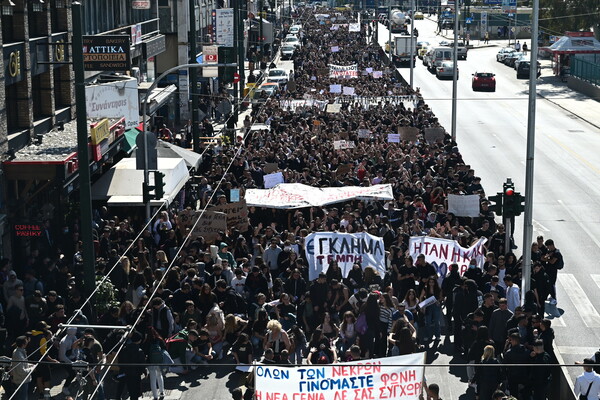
[426,47,453,71]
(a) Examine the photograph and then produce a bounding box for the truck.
[393,36,416,66]
[390,10,409,34]
[448,41,468,60]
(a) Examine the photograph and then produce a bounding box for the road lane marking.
[532,219,550,233]
[556,346,598,355]
[549,136,600,176]
[557,199,600,250]
[557,273,600,328]
[591,274,600,291]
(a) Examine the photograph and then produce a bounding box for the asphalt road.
[381,16,600,385]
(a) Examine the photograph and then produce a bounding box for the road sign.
[233,72,240,83]
[502,0,517,14]
[466,17,472,24]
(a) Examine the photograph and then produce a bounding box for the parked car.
[472,72,496,91]
[416,41,430,52]
[496,47,516,62]
[280,45,295,60]
[516,61,541,79]
[504,51,523,67]
[436,61,458,79]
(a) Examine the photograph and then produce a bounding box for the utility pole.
[239,0,246,99]
[72,2,96,301]
[522,0,540,301]
[232,0,240,138]
[409,0,414,88]
[388,5,392,67]
[190,0,201,153]
[259,0,264,58]
[451,0,459,140]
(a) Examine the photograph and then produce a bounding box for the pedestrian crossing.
[556,273,600,328]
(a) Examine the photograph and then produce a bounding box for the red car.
[472,72,496,91]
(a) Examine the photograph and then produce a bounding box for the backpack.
[594,351,600,375]
[165,331,188,353]
[232,291,248,316]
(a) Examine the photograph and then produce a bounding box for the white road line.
[556,346,598,355]
[557,199,600,250]
[557,273,600,328]
[532,219,550,233]
[592,274,600,291]
[547,313,566,327]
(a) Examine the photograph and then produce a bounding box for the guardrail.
[571,58,600,86]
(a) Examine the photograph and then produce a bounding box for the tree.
[540,0,600,40]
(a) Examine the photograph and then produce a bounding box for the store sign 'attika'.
[83,35,131,71]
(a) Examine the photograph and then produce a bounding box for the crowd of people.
[0,5,577,400]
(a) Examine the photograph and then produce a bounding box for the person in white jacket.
[575,359,600,400]
[10,336,35,400]
[58,327,80,395]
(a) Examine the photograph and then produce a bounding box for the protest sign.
[366,67,373,73]
[245,183,394,209]
[212,199,249,232]
[388,133,400,143]
[326,104,342,113]
[255,352,426,400]
[408,236,487,277]
[329,84,342,93]
[264,172,284,189]
[342,86,355,95]
[357,129,371,138]
[192,211,226,242]
[372,71,383,78]
[331,46,340,52]
[424,127,445,144]
[333,140,355,150]
[349,22,360,32]
[230,189,240,202]
[264,163,279,174]
[398,126,419,142]
[329,64,359,78]
[447,194,481,217]
[305,232,386,280]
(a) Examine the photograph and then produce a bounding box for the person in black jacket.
[284,269,306,304]
[215,279,246,315]
[473,345,502,400]
[452,278,481,354]
[502,332,530,399]
[528,339,552,400]
[441,264,461,333]
[120,331,147,400]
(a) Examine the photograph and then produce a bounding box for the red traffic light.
[505,188,514,196]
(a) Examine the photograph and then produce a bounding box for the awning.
[122,128,141,154]
[91,157,189,206]
[132,139,201,169]
[139,84,177,115]
[545,32,600,55]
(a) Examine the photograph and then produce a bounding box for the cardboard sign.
[329,84,342,93]
[326,104,342,113]
[424,127,446,144]
[212,199,249,232]
[399,126,420,142]
[342,86,355,95]
[192,211,227,242]
[263,163,279,174]
[447,194,481,218]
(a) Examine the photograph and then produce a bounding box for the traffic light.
[154,171,166,200]
[142,181,154,204]
[488,193,503,216]
[218,46,236,84]
[505,190,525,216]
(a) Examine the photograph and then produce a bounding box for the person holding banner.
[419,277,443,342]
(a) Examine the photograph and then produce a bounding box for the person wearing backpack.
[575,359,600,400]
[144,327,168,400]
[119,331,147,400]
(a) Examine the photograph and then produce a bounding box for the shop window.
[5,84,19,132]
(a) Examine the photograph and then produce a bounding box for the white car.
[284,36,301,48]
[281,45,295,60]
[267,68,289,86]
[289,25,301,35]
[436,61,458,79]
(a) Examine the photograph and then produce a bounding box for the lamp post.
[190,0,201,153]
[451,0,459,141]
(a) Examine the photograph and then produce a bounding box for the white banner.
[215,8,234,47]
[329,64,359,79]
[85,78,139,129]
[333,140,355,150]
[349,22,360,32]
[342,86,355,95]
[245,183,394,209]
[447,194,481,217]
[255,353,426,400]
[306,232,386,280]
[408,236,487,277]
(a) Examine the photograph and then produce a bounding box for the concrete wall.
[568,76,600,100]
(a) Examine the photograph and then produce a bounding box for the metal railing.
[571,57,600,87]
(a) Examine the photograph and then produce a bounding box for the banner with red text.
[408,236,487,278]
[329,63,359,78]
[305,232,386,281]
[245,183,393,209]
[255,353,426,400]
